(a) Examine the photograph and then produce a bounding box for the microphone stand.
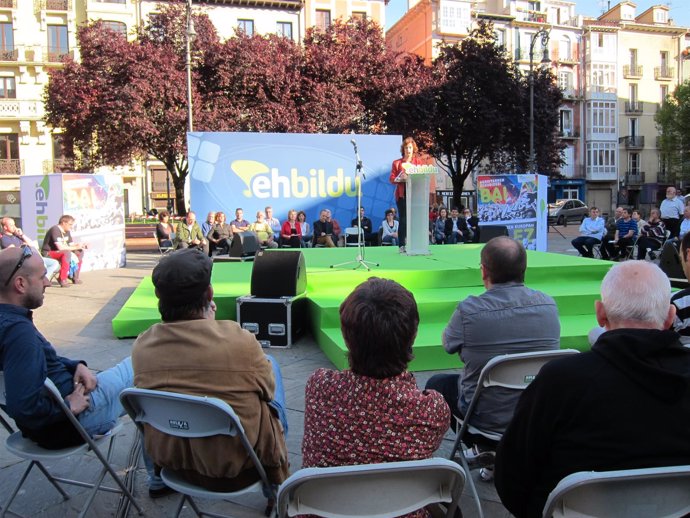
[331,140,379,271]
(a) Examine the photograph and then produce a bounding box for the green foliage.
[656,81,690,183]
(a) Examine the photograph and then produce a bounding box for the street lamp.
[528,28,550,172]
[185,0,196,133]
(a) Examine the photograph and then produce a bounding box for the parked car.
[548,199,589,225]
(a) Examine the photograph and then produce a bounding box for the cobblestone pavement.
[0,229,583,518]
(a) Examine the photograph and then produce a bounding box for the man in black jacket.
[445,208,470,244]
[495,260,690,518]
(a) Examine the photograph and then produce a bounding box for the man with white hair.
[495,261,690,518]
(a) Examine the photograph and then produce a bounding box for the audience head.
[265,206,273,219]
[439,207,448,219]
[235,208,243,221]
[451,207,459,218]
[186,211,196,225]
[684,206,690,220]
[288,209,297,221]
[0,246,49,309]
[632,210,641,221]
[2,217,17,233]
[206,211,215,223]
[255,210,265,222]
[649,208,660,222]
[157,210,169,222]
[480,237,526,285]
[589,207,599,218]
[340,277,418,379]
[152,248,213,322]
[319,210,328,222]
[400,137,418,158]
[297,210,307,223]
[58,215,75,229]
[596,261,673,331]
[215,211,226,223]
[666,186,677,199]
[621,208,631,220]
[463,208,472,218]
[680,232,690,279]
[614,207,623,219]
[385,209,395,220]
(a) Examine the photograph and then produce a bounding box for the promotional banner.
[188,133,402,229]
[20,174,125,271]
[476,174,548,251]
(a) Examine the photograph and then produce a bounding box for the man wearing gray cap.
[132,248,289,496]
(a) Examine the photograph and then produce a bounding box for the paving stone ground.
[0,227,582,518]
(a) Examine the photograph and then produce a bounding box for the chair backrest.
[542,465,690,518]
[277,458,465,518]
[119,388,271,488]
[478,225,509,243]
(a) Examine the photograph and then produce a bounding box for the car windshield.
[549,200,568,208]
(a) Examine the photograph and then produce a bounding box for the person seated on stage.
[571,206,605,258]
[1,217,59,281]
[229,208,250,234]
[41,214,88,287]
[155,210,176,248]
[313,209,336,248]
[132,248,289,502]
[302,277,450,517]
[495,261,690,518]
[265,206,281,242]
[280,209,302,248]
[632,209,646,234]
[599,206,623,260]
[207,211,233,256]
[201,211,216,238]
[604,207,638,261]
[297,211,312,248]
[174,211,209,255]
[433,207,450,244]
[636,208,666,261]
[381,209,399,246]
[446,207,470,244]
[250,211,278,249]
[325,209,341,245]
[425,237,560,482]
[350,207,375,246]
[463,208,480,243]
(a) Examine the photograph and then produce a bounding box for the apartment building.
[0,0,385,220]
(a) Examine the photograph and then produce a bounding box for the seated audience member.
[350,207,375,246]
[229,208,250,233]
[1,217,59,281]
[604,207,637,261]
[636,208,666,260]
[201,211,216,238]
[41,214,87,287]
[463,208,480,243]
[671,232,690,341]
[174,211,209,255]
[495,261,690,518]
[280,209,302,248]
[207,211,232,255]
[155,210,175,248]
[132,249,289,497]
[571,207,605,258]
[381,209,399,246]
[313,210,335,248]
[326,209,341,245]
[632,209,646,234]
[446,208,470,244]
[679,206,690,241]
[425,237,560,481]
[250,211,278,249]
[265,206,281,241]
[599,206,623,260]
[302,278,450,517]
[661,186,684,239]
[433,208,450,244]
[297,211,312,247]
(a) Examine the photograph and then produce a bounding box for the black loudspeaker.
[479,225,509,243]
[251,250,307,298]
[230,232,258,258]
[659,241,684,280]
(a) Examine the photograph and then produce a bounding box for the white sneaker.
[479,467,494,482]
[399,246,406,254]
[464,445,495,468]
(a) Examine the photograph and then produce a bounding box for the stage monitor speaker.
[659,242,684,281]
[251,250,307,298]
[479,225,509,243]
[230,232,259,258]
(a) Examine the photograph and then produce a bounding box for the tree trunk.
[171,171,187,217]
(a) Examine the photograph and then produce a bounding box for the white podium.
[404,164,437,255]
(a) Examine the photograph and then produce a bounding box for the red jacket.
[389,156,423,201]
[281,221,302,239]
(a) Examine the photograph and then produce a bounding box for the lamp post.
[185,0,196,133]
[528,28,550,173]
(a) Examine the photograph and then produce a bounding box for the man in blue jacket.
[571,207,605,258]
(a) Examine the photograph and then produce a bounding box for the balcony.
[0,0,17,8]
[558,128,580,139]
[34,0,71,11]
[0,47,17,61]
[41,47,73,63]
[42,159,75,173]
[625,171,645,185]
[654,66,674,81]
[0,99,43,119]
[0,159,23,176]
[624,101,643,114]
[558,52,578,65]
[623,64,643,78]
[621,135,644,149]
[586,168,618,182]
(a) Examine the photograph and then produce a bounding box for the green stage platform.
[112,245,613,371]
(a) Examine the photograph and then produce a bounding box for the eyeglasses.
[4,244,33,286]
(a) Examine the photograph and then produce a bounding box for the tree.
[656,80,690,184]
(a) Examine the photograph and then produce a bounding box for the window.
[589,63,616,93]
[0,23,13,60]
[587,101,616,134]
[559,109,573,134]
[660,50,668,68]
[562,188,578,199]
[494,28,505,48]
[660,85,669,105]
[629,118,638,137]
[628,152,640,173]
[629,83,637,102]
[237,19,254,36]
[0,134,19,160]
[654,9,667,23]
[629,48,637,67]
[597,33,604,48]
[558,70,573,91]
[0,77,16,99]
[315,10,331,31]
[351,11,366,20]
[276,21,293,40]
[47,25,69,62]
[559,37,571,60]
[101,21,126,36]
[587,142,617,175]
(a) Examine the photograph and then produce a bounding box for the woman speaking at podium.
[390,137,422,254]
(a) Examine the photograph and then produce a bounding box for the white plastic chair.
[154,230,174,255]
[120,387,276,518]
[449,349,580,518]
[344,227,363,247]
[542,465,690,518]
[0,373,143,518]
[276,458,465,518]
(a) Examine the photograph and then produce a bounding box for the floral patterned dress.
[302,369,451,518]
